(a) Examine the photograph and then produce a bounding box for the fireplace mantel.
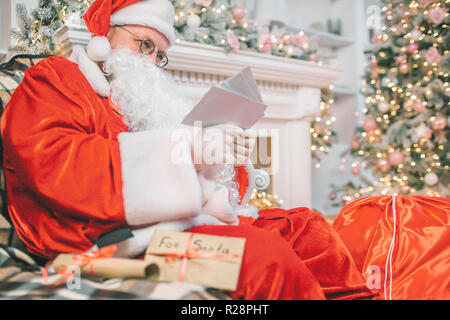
[55,25,343,209]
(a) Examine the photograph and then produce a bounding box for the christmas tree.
[332,0,449,206]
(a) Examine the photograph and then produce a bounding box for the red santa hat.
[83,0,176,61]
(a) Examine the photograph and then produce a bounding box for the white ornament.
[187,14,202,29]
[378,102,390,113]
[410,29,421,40]
[414,123,432,140]
[424,172,438,186]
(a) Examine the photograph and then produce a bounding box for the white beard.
[103,47,194,132]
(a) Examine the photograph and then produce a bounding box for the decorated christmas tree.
[332,0,449,206]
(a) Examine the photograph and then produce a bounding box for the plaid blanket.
[0,245,230,300]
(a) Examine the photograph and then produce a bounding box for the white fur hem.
[118,129,202,226]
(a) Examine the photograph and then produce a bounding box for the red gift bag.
[333,195,450,300]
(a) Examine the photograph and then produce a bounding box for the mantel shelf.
[302,27,355,50]
[55,25,343,89]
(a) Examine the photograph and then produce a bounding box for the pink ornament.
[406,43,419,54]
[309,53,317,62]
[257,32,274,53]
[226,29,240,52]
[285,45,295,57]
[430,115,447,131]
[429,7,448,25]
[371,33,384,45]
[376,158,391,172]
[388,150,404,166]
[415,123,432,140]
[362,116,377,132]
[425,47,441,64]
[399,63,410,74]
[195,0,212,6]
[281,33,292,45]
[293,33,309,47]
[232,6,246,21]
[351,166,361,176]
[395,54,407,65]
[351,138,360,150]
[378,102,390,113]
[413,100,426,113]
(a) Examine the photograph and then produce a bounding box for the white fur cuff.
[118,129,202,226]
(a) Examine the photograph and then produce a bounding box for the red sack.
[333,195,450,300]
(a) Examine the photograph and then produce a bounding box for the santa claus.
[1,0,374,300]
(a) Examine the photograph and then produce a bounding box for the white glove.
[190,124,256,170]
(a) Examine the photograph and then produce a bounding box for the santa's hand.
[190,124,256,170]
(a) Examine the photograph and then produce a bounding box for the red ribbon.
[148,233,242,283]
[43,245,117,286]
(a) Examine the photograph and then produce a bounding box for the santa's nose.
[147,52,157,64]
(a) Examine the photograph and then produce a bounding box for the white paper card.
[182,67,267,129]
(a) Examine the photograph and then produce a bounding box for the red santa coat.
[1,54,254,259]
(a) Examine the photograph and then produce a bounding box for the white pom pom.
[86,36,111,62]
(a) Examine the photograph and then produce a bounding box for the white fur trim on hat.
[87,36,112,62]
[110,0,176,46]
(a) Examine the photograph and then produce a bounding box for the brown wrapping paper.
[52,255,160,280]
[144,230,246,291]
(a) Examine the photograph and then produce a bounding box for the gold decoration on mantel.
[249,189,283,210]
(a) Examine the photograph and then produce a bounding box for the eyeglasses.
[115,25,169,68]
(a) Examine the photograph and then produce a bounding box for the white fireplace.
[55,25,342,209]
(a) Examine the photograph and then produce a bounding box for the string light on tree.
[331,0,449,206]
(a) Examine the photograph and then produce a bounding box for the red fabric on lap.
[187,223,326,300]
